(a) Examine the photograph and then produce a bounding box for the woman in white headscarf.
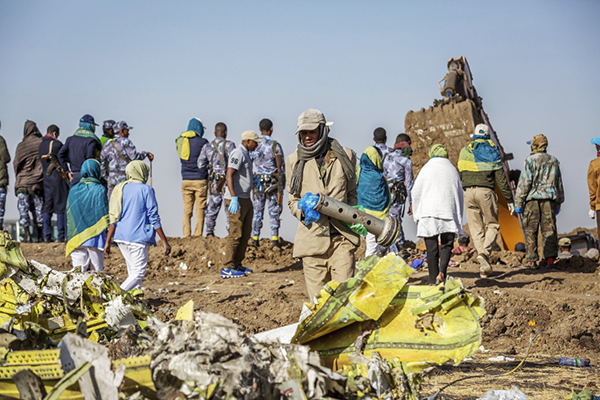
[412,144,464,285]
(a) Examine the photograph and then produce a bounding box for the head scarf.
[176,118,205,160]
[530,134,548,154]
[65,159,109,256]
[74,121,100,143]
[429,144,448,159]
[357,146,390,219]
[109,160,150,224]
[289,124,356,197]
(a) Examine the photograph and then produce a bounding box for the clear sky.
[1,1,599,242]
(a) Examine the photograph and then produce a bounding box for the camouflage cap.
[296,109,333,134]
[558,237,571,247]
[527,134,548,152]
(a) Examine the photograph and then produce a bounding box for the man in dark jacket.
[0,121,11,230]
[58,114,102,187]
[176,118,209,237]
[39,125,70,242]
[14,120,44,242]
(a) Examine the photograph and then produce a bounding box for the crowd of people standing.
[0,109,580,302]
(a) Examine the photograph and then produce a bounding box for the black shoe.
[252,239,260,247]
[58,237,67,243]
[205,233,215,237]
[272,240,281,249]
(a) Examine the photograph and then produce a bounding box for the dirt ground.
[20,235,600,399]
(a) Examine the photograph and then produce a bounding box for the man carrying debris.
[100,121,153,197]
[176,118,209,237]
[287,109,359,302]
[14,120,44,242]
[250,118,285,249]
[586,134,600,235]
[58,114,102,187]
[221,130,261,278]
[514,134,564,269]
[458,124,514,278]
[39,124,69,242]
[372,127,391,159]
[198,122,236,237]
[383,133,414,256]
[0,121,11,231]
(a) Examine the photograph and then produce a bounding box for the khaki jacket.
[587,157,600,210]
[286,147,360,258]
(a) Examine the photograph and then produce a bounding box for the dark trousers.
[42,213,66,241]
[223,198,253,268]
[424,232,455,284]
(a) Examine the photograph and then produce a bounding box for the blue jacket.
[114,182,162,245]
[180,135,208,180]
[58,135,101,173]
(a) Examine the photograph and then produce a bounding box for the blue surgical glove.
[554,209,560,216]
[298,192,321,225]
[228,196,239,215]
[514,206,523,214]
[253,176,262,192]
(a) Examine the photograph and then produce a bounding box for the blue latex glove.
[514,206,523,214]
[228,196,239,214]
[253,176,262,192]
[554,209,560,216]
[298,192,321,225]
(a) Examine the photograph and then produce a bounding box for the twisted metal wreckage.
[0,230,484,399]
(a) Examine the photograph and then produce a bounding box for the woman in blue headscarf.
[357,146,391,257]
[65,159,109,272]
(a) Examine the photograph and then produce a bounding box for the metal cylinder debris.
[313,194,399,247]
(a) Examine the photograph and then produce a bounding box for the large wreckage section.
[405,56,524,250]
[0,230,485,400]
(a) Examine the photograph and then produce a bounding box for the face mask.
[401,146,413,158]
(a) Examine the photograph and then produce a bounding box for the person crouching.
[105,160,171,291]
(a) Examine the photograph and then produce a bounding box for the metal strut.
[313,194,399,247]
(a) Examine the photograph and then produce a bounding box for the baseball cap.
[591,135,600,146]
[241,130,262,142]
[474,123,489,136]
[114,121,133,133]
[558,237,571,247]
[296,109,333,134]
[80,114,98,126]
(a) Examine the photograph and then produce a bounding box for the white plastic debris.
[488,356,516,362]
[477,386,526,400]
[103,296,138,331]
[179,262,189,270]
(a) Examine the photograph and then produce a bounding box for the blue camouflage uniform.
[198,137,236,236]
[100,135,149,197]
[374,142,391,159]
[250,135,285,240]
[383,149,414,245]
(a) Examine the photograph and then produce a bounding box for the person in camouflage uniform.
[382,133,414,253]
[373,127,391,160]
[250,118,285,249]
[100,121,153,197]
[514,134,564,268]
[198,122,236,236]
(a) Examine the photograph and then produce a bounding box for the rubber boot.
[22,228,32,243]
[35,226,44,243]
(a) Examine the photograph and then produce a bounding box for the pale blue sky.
[1,1,599,241]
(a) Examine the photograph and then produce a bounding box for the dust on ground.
[20,235,600,399]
